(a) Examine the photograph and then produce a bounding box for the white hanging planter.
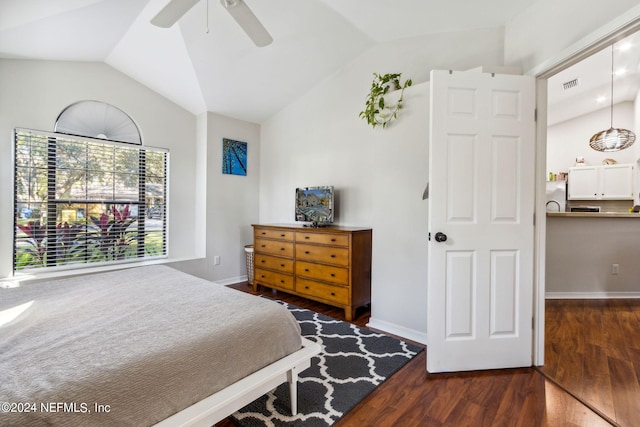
[359,73,412,129]
[373,89,404,126]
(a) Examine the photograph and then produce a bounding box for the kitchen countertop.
[546,211,640,218]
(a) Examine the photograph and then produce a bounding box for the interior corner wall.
[170,113,209,278]
[201,112,260,284]
[0,59,199,279]
[258,27,504,341]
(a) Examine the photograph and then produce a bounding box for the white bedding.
[0,265,302,426]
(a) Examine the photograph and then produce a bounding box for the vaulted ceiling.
[0,0,537,123]
[547,29,640,126]
[2,0,637,125]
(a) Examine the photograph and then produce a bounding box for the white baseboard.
[215,275,248,286]
[366,317,428,345]
[546,291,640,299]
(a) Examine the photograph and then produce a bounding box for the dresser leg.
[345,307,354,322]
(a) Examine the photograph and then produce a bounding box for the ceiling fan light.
[589,127,636,152]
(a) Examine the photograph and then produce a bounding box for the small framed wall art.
[222,138,247,176]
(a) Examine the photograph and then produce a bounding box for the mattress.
[0,265,302,426]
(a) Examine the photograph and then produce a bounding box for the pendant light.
[589,44,636,152]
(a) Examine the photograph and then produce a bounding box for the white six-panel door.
[427,70,535,373]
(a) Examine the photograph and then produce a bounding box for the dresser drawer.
[296,232,349,247]
[252,224,371,322]
[255,238,294,257]
[296,261,348,285]
[255,254,294,273]
[254,228,294,241]
[297,278,348,304]
[254,268,294,291]
[296,243,348,266]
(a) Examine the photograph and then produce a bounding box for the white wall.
[205,112,260,283]
[3,3,639,340]
[505,2,640,302]
[258,3,640,341]
[0,59,262,284]
[504,0,640,73]
[547,101,636,174]
[546,216,640,296]
[172,112,260,283]
[259,27,504,342]
[0,59,200,278]
[635,88,640,137]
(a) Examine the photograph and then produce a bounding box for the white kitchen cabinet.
[600,164,634,199]
[567,166,598,199]
[568,164,634,200]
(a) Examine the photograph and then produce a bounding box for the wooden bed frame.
[154,337,321,426]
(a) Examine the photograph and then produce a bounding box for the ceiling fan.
[151,0,273,47]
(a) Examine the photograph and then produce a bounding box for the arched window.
[13,102,168,272]
[55,100,142,145]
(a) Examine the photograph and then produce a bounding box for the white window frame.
[13,128,168,273]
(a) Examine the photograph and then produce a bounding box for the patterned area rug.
[231,300,424,426]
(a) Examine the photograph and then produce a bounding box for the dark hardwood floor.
[219,283,614,426]
[540,299,640,427]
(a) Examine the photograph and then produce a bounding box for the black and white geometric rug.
[231,300,424,426]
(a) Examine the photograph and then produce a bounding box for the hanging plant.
[359,72,412,129]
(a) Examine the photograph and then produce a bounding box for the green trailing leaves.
[359,72,412,129]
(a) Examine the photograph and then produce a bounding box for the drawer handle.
[305,251,310,254]
[331,292,335,296]
[280,234,286,237]
[304,286,309,290]
[304,268,309,272]
[280,280,285,283]
[304,236,310,239]
[280,264,285,267]
[280,247,286,251]
[330,254,336,258]
[330,273,335,277]
[261,260,265,263]
[261,275,265,278]
[331,238,336,242]
[261,232,266,235]
[261,244,266,248]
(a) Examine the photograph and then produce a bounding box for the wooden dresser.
[252,224,372,321]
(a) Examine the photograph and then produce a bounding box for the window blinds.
[13,129,168,272]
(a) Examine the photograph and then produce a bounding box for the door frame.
[531,8,640,365]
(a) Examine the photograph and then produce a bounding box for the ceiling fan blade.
[220,0,273,47]
[151,0,200,28]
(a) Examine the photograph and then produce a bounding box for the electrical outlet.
[612,264,619,275]
[214,256,220,265]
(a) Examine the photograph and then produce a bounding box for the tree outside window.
[13,129,167,271]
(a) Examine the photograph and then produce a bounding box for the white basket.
[244,245,254,285]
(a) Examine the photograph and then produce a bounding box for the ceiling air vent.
[562,78,580,90]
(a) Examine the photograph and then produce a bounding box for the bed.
[0,265,320,426]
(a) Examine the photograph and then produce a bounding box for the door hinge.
[533,213,535,226]
[428,232,431,241]
[534,108,537,122]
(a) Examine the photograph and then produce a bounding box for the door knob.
[434,232,447,242]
